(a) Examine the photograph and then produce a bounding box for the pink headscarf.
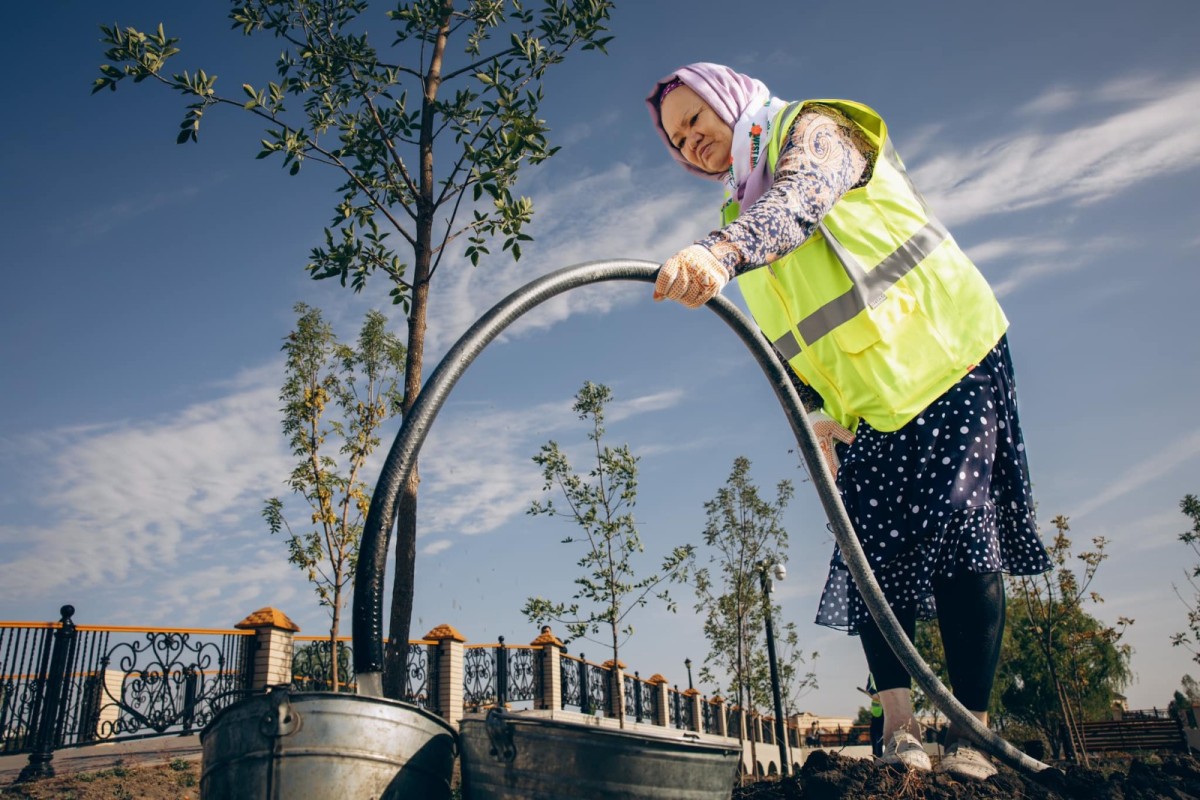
[646,62,787,206]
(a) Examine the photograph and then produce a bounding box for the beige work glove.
[654,245,729,309]
[809,410,855,478]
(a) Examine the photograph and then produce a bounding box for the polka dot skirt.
[814,336,1052,634]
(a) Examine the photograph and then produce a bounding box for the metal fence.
[560,653,611,715]
[462,638,539,711]
[622,672,659,724]
[1,606,250,779]
[290,637,436,711]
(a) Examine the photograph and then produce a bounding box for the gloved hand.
[809,410,855,478]
[654,245,729,309]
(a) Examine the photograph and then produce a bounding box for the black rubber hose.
[351,258,1050,775]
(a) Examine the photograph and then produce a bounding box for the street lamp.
[685,658,694,691]
[758,561,789,777]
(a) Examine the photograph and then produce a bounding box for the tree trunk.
[381,0,448,702]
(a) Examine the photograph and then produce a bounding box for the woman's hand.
[654,245,729,308]
[809,410,855,478]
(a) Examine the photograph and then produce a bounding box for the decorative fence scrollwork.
[702,699,716,734]
[464,638,540,711]
[1,607,251,781]
[560,653,611,716]
[96,630,246,740]
[291,639,355,693]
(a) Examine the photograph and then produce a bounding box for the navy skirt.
[814,336,1052,633]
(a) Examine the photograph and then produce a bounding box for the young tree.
[94,0,613,697]
[997,515,1133,762]
[263,304,405,691]
[1170,493,1200,663]
[523,382,692,727]
[689,457,815,762]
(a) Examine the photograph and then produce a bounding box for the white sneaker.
[879,730,931,771]
[936,742,997,781]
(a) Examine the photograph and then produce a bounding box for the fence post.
[425,624,465,724]
[18,605,77,782]
[181,668,199,735]
[686,688,703,733]
[235,607,300,690]
[633,672,644,723]
[496,636,508,708]
[530,626,563,711]
[648,674,669,728]
[712,696,728,737]
[578,654,590,715]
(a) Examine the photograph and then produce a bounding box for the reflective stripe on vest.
[772,140,948,362]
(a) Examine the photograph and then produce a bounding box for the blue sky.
[2,1,1198,718]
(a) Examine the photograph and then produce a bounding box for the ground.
[3,749,1199,798]
[732,750,1200,800]
[0,759,199,800]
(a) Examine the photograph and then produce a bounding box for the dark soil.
[732,750,1200,800]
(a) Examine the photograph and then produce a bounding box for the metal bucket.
[459,709,741,800]
[200,690,457,799]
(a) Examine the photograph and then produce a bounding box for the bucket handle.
[484,708,517,764]
[259,689,302,739]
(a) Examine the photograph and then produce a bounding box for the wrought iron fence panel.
[623,674,637,719]
[400,643,434,711]
[95,630,249,742]
[679,692,694,730]
[560,654,583,710]
[669,688,681,729]
[291,639,355,693]
[504,645,538,704]
[639,679,657,723]
[585,662,610,717]
[0,625,53,754]
[702,700,714,734]
[462,646,497,709]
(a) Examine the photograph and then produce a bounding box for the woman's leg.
[857,606,919,742]
[932,571,1006,744]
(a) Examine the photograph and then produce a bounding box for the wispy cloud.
[1070,427,1200,521]
[914,74,1200,226]
[0,367,289,600]
[416,385,688,542]
[420,162,709,358]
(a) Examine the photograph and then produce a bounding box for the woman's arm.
[700,105,875,277]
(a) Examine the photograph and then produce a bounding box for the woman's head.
[658,84,732,174]
[646,63,772,181]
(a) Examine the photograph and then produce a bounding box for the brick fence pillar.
[685,688,703,733]
[531,626,564,710]
[648,674,670,728]
[711,696,728,737]
[424,624,465,724]
[235,607,300,690]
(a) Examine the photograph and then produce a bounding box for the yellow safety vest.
[723,99,1008,432]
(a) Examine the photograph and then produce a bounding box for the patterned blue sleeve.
[698,106,874,277]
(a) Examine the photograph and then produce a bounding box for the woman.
[646,63,1052,780]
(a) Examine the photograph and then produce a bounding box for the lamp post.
[759,561,789,777]
[685,658,694,691]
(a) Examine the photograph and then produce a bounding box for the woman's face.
[659,85,732,175]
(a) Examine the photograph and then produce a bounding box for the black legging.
[858,571,1006,712]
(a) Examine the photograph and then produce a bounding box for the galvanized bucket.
[200,690,457,799]
[459,709,741,800]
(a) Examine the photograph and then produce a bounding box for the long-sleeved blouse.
[698,105,876,277]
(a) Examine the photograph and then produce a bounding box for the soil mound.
[732,749,1200,800]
